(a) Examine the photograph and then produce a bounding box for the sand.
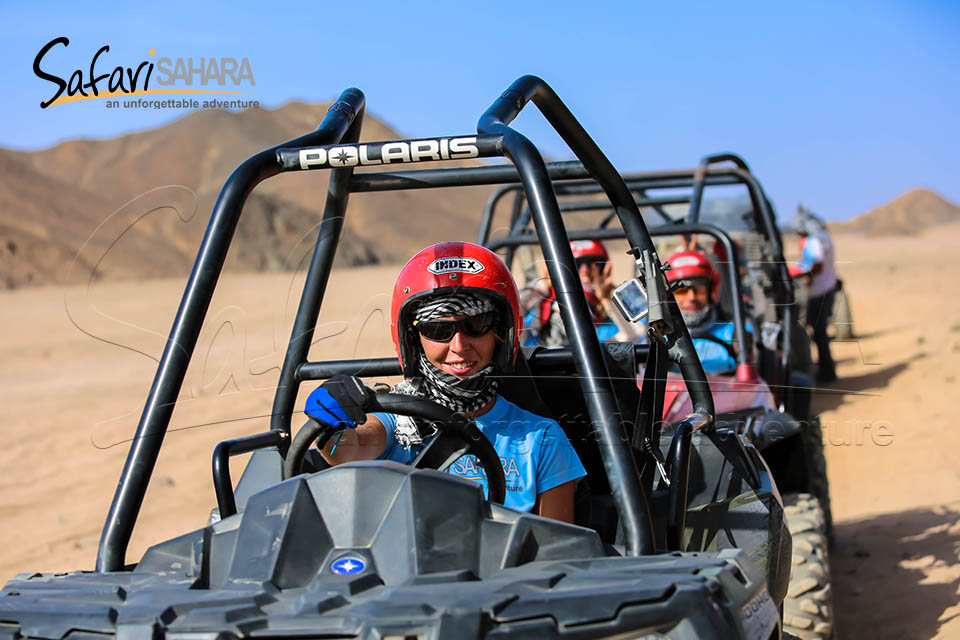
[1,226,959,638]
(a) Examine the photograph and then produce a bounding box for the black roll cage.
[96,76,715,572]
[477,154,800,409]
[476,159,790,291]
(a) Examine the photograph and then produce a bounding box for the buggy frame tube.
[686,153,795,408]
[686,153,782,264]
[563,165,793,314]
[503,188,527,269]
[477,183,534,246]
[489,163,797,406]
[95,89,366,573]
[520,164,782,262]
[666,411,711,549]
[479,75,715,555]
[630,187,676,226]
[265,133,504,435]
[268,112,367,436]
[635,339,669,499]
[496,195,694,266]
[558,174,741,196]
[481,78,654,555]
[649,162,796,409]
[296,346,658,383]
[476,175,745,246]
[351,159,591,193]
[505,196,690,246]
[688,152,752,229]
[213,429,289,519]
[299,357,402,380]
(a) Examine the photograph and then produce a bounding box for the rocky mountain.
[0,103,497,289]
[833,188,960,236]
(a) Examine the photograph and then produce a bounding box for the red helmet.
[569,239,609,263]
[665,250,722,302]
[391,242,521,373]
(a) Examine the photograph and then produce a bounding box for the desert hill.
[832,187,960,236]
[1,103,498,289]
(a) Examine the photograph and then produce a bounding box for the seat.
[498,342,642,542]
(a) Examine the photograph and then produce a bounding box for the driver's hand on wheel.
[305,374,372,429]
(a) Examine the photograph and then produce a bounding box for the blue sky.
[1,1,957,221]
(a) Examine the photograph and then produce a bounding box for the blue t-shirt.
[522,308,622,346]
[596,319,620,342]
[639,318,752,375]
[373,396,586,513]
[693,322,739,375]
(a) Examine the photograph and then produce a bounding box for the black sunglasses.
[575,258,608,271]
[413,311,499,343]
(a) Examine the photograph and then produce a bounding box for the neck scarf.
[682,304,718,338]
[391,291,501,448]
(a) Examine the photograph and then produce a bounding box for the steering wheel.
[282,392,506,504]
[692,333,739,363]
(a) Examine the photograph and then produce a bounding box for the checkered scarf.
[682,304,717,337]
[391,292,500,448]
[412,291,496,324]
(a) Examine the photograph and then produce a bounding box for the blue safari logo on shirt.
[449,455,522,482]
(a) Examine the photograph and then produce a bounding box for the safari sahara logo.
[33,37,256,109]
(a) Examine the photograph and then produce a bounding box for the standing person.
[304,242,586,523]
[792,207,838,384]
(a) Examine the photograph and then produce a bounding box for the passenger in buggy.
[662,249,752,375]
[304,242,586,523]
[521,239,644,347]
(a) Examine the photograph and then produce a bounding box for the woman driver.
[305,242,585,523]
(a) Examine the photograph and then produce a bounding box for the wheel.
[283,391,507,504]
[782,493,834,640]
[804,416,833,542]
[830,285,854,340]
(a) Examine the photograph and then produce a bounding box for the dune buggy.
[0,77,791,639]
[481,158,835,638]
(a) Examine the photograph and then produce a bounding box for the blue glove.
[304,374,372,429]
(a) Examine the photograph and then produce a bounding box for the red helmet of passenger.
[665,250,722,302]
[391,242,522,373]
[569,239,610,263]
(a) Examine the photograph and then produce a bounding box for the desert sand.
[1,224,959,638]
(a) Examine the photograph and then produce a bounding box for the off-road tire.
[804,416,833,542]
[783,493,834,640]
[831,289,854,340]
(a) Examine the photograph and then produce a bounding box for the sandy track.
[816,226,960,639]
[1,227,958,637]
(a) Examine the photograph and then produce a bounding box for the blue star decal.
[331,556,366,575]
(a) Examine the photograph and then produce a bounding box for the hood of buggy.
[0,462,778,640]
